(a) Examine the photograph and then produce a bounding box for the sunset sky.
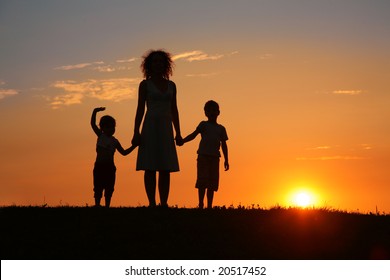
[1,0,390,213]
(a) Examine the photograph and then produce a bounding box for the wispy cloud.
[185,72,219,78]
[360,144,373,150]
[93,65,116,73]
[49,78,140,109]
[54,61,104,71]
[172,51,202,61]
[258,53,274,60]
[332,90,363,96]
[55,60,133,73]
[297,144,372,161]
[296,155,365,161]
[87,79,139,101]
[93,65,132,73]
[306,146,332,150]
[50,93,84,109]
[116,57,137,63]
[173,50,228,62]
[0,80,19,100]
[0,88,18,100]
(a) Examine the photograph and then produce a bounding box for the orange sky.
[1,1,390,213]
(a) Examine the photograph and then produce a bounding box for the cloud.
[298,144,372,160]
[296,155,365,161]
[93,65,131,73]
[54,61,104,71]
[185,72,219,78]
[258,53,274,60]
[50,93,84,109]
[172,50,225,62]
[49,78,140,109]
[360,144,373,150]
[0,81,19,100]
[172,51,202,61]
[93,66,117,73]
[332,90,363,96]
[116,57,137,63]
[87,79,139,101]
[55,60,132,72]
[0,88,18,100]
[306,146,331,150]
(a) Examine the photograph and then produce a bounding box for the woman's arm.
[170,82,182,142]
[132,81,147,146]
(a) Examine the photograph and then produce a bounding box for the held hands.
[175,135,184,146]
[132,132,141,146]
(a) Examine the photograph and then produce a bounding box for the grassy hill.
[1,206,389,259]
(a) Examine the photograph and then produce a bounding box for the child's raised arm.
[91,107,105,136]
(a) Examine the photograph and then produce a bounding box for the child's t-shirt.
[196,121,228,157]
[96,133,118,163]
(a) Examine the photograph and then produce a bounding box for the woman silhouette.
[132,49,182,207]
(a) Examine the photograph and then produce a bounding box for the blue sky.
[2,0,390,94]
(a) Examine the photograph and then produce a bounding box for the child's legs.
[144,170,157,207]
[94,197,102,207]
[105,196,111,208]
[197,188,214,209]
[93,187,103,206]
[206,189,214,209]
[158,171,170,207]
[198,188,206,208]
[196,155,219,208]
[96,165,116,208]
[104,174,115,208]
[93,165,104,206]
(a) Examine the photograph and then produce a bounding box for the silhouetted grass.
[1,206,389,259]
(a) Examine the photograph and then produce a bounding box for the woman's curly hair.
[141,49,174,80]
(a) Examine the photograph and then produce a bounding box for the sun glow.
[293,192,312,207]
[289,188,317,208]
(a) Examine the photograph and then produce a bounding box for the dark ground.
[1,206,389,260]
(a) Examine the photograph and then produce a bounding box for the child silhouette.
[178,100,229,209]
[91,107,136,207]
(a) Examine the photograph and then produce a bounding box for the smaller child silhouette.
[178,100,229,209]
[91,107,136,207]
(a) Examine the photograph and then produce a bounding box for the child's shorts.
[195,154,220,191]
[93,162,116,198]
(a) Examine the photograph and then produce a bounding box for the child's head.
[99,115,116,136]
[141,49,174,80]
[204,100,220,121]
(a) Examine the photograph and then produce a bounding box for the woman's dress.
[136,79,179,172]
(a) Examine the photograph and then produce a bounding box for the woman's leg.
[158,171,170,207]
[144,170,157,207]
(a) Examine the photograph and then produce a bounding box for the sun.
[292,191,315,208]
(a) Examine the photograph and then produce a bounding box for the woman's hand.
[175,135,184,146]
[132,132,141,146]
